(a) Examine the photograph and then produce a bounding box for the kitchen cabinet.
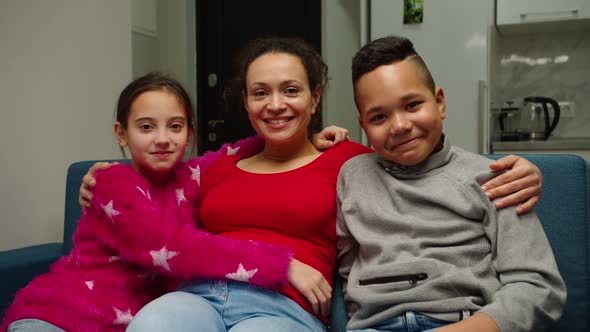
[496,0,590,34]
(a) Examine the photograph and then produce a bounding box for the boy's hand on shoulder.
[312,125,350,150]
[434,312,499,332]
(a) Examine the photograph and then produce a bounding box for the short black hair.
[351,35,435,102]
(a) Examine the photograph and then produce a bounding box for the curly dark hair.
[226,36,329,135]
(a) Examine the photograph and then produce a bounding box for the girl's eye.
[170,123,184,130]
[139,124,153,131]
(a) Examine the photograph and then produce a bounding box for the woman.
[123,37,544,332]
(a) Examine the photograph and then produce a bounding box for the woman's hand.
[312,125,349,150]
[78,162,118,207]
[288,259,332,317]
[481,155,542,215]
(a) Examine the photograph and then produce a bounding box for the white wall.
[0,0,132,250]
[322,0,363,143]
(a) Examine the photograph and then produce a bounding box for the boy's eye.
[405,101,421,110]
[369,114,386,123]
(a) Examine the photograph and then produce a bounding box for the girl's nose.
[155,130,171,145]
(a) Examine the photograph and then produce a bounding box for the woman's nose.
[267,94,286,112]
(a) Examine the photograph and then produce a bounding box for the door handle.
[208,119,225,128]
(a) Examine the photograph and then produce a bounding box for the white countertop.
[492,137,590,151]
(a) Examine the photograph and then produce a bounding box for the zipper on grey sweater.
[358,273,428,286]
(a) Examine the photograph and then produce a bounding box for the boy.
[336,36,566,332]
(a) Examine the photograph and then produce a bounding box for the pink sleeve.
[187,136,264,176]
[90,164,291,288]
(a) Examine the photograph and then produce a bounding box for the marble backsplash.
[493,31,590,138]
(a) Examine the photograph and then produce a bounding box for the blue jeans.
[8,319,65,332]
[349,311,453,332]
[127,279,325,332]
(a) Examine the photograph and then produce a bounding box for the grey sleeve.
[480,203,567,332]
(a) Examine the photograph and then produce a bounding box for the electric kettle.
[520,96,560,140]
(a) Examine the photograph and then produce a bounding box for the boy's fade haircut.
[351,35,435,104]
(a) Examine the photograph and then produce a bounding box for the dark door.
[196,0,321,154]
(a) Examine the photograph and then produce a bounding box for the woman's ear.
[311,85,321,114]
[241,90,249,112]
[114,122,128,147]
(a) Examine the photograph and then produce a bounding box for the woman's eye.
[285,87,298,95]
[253,90,267,97]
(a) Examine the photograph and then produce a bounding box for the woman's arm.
[481,155,542,215]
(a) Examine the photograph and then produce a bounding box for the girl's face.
[115,89,191,183]
[242,52,320,145]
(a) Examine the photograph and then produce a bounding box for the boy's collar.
[379,134,450,176]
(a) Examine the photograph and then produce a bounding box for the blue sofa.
[1,155,589,332]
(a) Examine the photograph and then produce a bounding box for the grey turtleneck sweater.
[336,136,566,331]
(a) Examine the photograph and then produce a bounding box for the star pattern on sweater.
[101,200,121,223]
[150,246,179,272]
[113,307,134,325]
[175,188,187,205]
[188,165,201,185]
[227,146,240,155]
[225,263,258,282]
[136,186,151,200]
[85,280,94,290]
[108,255,121,263]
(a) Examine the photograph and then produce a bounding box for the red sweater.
[2,137,294,332]
[198,141,372,321]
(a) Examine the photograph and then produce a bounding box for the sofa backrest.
[329,154,590,332]
[63,160,126,254]
[486,154,589,332]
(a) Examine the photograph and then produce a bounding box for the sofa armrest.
[0,243,62,314]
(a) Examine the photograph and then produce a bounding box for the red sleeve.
[89,163,292,288]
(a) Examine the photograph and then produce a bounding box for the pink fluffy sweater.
[2,137,293,332]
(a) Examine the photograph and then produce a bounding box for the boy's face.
[356,59,446,166]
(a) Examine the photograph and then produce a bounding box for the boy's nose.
[389,113,412,135]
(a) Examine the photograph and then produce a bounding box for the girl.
[126,38,544,332]
[2,73,340,332]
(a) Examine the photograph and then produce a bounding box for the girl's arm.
[89,163,292,288]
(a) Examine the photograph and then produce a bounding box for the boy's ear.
[114,122,128,147]
[434,86,446,120]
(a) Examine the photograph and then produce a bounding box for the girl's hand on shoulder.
[288,259,332,317]
[481,155,542,215]
[312,125,349,150]
[79,162,118,207]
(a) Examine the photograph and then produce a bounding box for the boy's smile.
[356,59,446,166]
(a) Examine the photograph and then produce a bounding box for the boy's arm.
[476,196,566,331]
[336,176,359,289]
[89,165,293,288]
